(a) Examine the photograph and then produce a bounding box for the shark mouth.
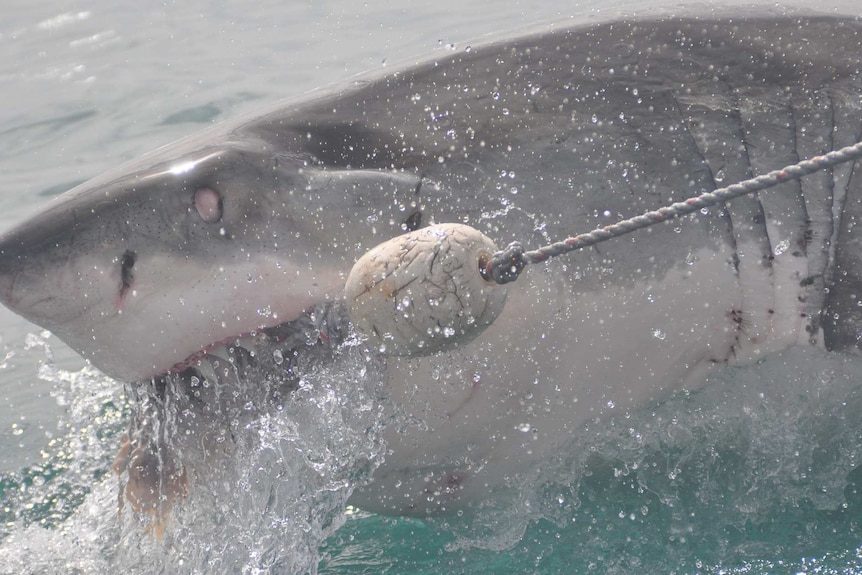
[154,302,354,397]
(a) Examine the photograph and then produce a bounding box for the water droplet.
[774,239,790,256]
[516,422,532,433]
[652,329,666,340]
[273,349,284,365]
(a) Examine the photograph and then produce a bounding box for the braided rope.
[488,140,862,284]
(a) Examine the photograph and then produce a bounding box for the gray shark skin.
[1,14,861,516]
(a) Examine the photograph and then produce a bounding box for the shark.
[0,14,861,520]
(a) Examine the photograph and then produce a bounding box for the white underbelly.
[350,240,803,514]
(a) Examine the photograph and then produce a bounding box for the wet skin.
[0,14,861,517]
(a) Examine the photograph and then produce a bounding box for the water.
[2,1,862,573]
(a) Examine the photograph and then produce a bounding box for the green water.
[1,345,861,574]
[4,420,861,574]
[319,446,862,574]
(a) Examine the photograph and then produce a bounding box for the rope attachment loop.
[487,241,527,284]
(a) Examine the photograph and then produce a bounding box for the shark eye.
[194,187,223,223]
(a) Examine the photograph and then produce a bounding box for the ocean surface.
[1,0,861,573]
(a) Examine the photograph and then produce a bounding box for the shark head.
[0,125,424,381]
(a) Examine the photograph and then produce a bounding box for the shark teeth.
[169,301,352,385]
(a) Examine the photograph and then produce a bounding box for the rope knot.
[488,241,527,284]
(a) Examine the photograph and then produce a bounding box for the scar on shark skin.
[446,370,482,420]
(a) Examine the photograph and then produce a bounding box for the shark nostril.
[120,250,136,296]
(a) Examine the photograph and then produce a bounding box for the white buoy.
[345,223,508,356]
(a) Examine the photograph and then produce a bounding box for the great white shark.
[0,13,861,519]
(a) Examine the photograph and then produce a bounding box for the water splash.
[0,330,391,575]
[319,346,862,574]
[3,337,862,574]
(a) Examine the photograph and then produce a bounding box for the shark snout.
[0,216,123,333]
[0,241,40,317]
[0,248,78,327]
[0,266,47,314]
